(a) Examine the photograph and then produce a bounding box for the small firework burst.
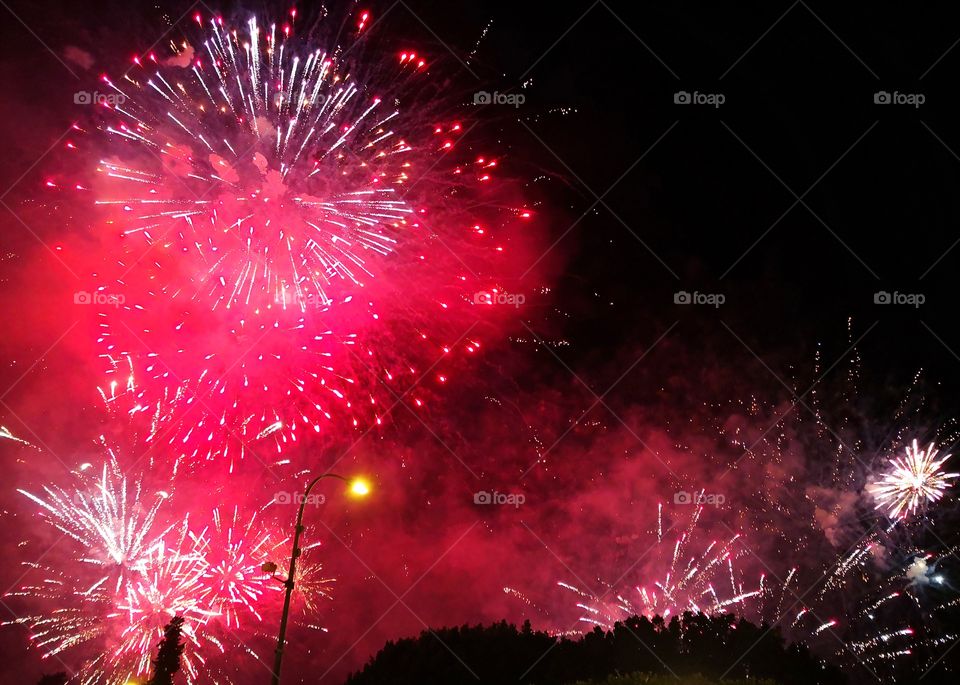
[17,449,172,594]
[869,440,958,519]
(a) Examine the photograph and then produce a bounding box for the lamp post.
[267,472,371,685]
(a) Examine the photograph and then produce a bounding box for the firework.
[4,519,215,684]
[556,500,762,629]
[1,425,35,447]
[508,342,960,680]
[7,456,326,685]
[69,8,530,468]
[547,503,955,673]
[94,30,413,313]
[109,528,215,682]
[192,506,287,628]
[868,440,958,519]
[3,562,112,660]
[12,7,534,679]
[290,545,336,617]
[17,446,171,594]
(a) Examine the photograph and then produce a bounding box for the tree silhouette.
[344,613,845,685]
[569,675,776,685]
[36,674,68,685]
[148,615,186,685]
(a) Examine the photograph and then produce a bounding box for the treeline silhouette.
[345,613,844,685]
[569,675,776,685]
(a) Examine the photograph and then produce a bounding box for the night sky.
[2,1,960,683]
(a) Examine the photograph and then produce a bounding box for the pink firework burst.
[191,506,288,628]
[53,10,534,469]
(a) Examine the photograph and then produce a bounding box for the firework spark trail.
[1,425,36,447]
[502,587,551,618]
[3,563,111,659]
[774,568,796,618]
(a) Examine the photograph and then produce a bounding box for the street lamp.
[267,472,371,685]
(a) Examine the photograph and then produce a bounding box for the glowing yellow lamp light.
[348,478,371,497]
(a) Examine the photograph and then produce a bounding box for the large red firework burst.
[10,7,538,683]
[45,10,536,469]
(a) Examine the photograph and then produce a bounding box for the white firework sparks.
[17,452,173,593]
[869,440,958,519]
